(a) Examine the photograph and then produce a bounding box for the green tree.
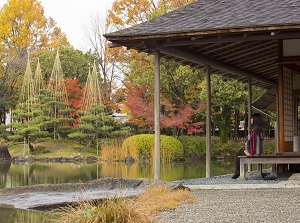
[33,47,94,86]
[7,59,49,155]
[199,75,250,143]
[40,51,74,140]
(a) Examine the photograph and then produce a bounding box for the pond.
[0,159,234,222]
[0,160,235,189]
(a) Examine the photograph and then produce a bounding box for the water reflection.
[0,160,235,189]
[0,207,53,223]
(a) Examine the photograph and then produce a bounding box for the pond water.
[0,160,234,189]
[0,159,234,222]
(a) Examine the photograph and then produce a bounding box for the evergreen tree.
[69,62,128,150]
[8,58,49,155]
[40,51,74,139]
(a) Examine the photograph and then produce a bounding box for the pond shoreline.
[10,154,99,164]
[0,178,182,210]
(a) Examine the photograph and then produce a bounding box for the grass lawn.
[7,139,97,158]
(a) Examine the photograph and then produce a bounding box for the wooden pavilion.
[104,0,300,179]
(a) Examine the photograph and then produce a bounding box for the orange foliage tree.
[65,78,83,127]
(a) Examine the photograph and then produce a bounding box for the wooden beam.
[223,43,276,63]
[160,31,300,47]
[158,46,277,86]
[241,57,276,69]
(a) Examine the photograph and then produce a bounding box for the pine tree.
[40,51,74,140]
[68,62,124,150]
[8,58,49,155]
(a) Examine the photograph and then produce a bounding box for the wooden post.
[248,78,252,134]
[154,50,161,180]
[275,89,279,153]
[278,40,285,152]
[206,65,211,178]
[294,97,298,136]
[248,78,252,172]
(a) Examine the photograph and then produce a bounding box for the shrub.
[31,146,48,154]
[178,136,247,158]
[121,134,184,161]
[263,138,276,154]
[178,136,206,157]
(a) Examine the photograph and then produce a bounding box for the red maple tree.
[125,85,205,136]
[65,78,84,127]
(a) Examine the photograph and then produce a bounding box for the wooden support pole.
[248,78,252,133]
[278,40,285,152]
[278,64,285,152]
[154,50,161,180]
[275,89,279,153]
[294,97,298,136]
[206,65,212,178]
[248,78,252,172]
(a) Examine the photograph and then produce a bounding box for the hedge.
[121,134,184,161]
[178,136,276,158]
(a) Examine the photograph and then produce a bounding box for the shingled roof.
[105,0,300,39]
[104,0,300,89]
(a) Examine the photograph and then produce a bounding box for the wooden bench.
[239,153,300,179]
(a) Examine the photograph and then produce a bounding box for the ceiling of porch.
[112,33,300,90]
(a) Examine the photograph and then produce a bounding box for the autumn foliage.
[125,85,205,135]
[65,78,83,126]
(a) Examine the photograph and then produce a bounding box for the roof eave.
[104,24,300,42]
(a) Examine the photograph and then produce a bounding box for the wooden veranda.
[104,0,300,179]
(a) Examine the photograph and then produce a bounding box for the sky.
[0,0,114,51]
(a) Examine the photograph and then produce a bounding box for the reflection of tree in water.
[0,161,12,188]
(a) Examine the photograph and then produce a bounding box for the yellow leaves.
[0,0,70,54]
[107,0,154,29]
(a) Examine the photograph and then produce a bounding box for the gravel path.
[155,188,300,223]
[155,172,300,223]
[173,171,289,186]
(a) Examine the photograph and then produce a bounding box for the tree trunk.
[234,108,239,142]
[215,106,231,144]
[0,145,11,160]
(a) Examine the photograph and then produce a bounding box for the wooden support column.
[278,65,285,152]
[294,97,298,136]
[154,50,161,180]
[206,65,211,178]
[248,78,252,172]
[248,78,252,133]
[278,39,285,152]
[275,89,279,153]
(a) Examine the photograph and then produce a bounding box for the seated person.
[232,113,264,179]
